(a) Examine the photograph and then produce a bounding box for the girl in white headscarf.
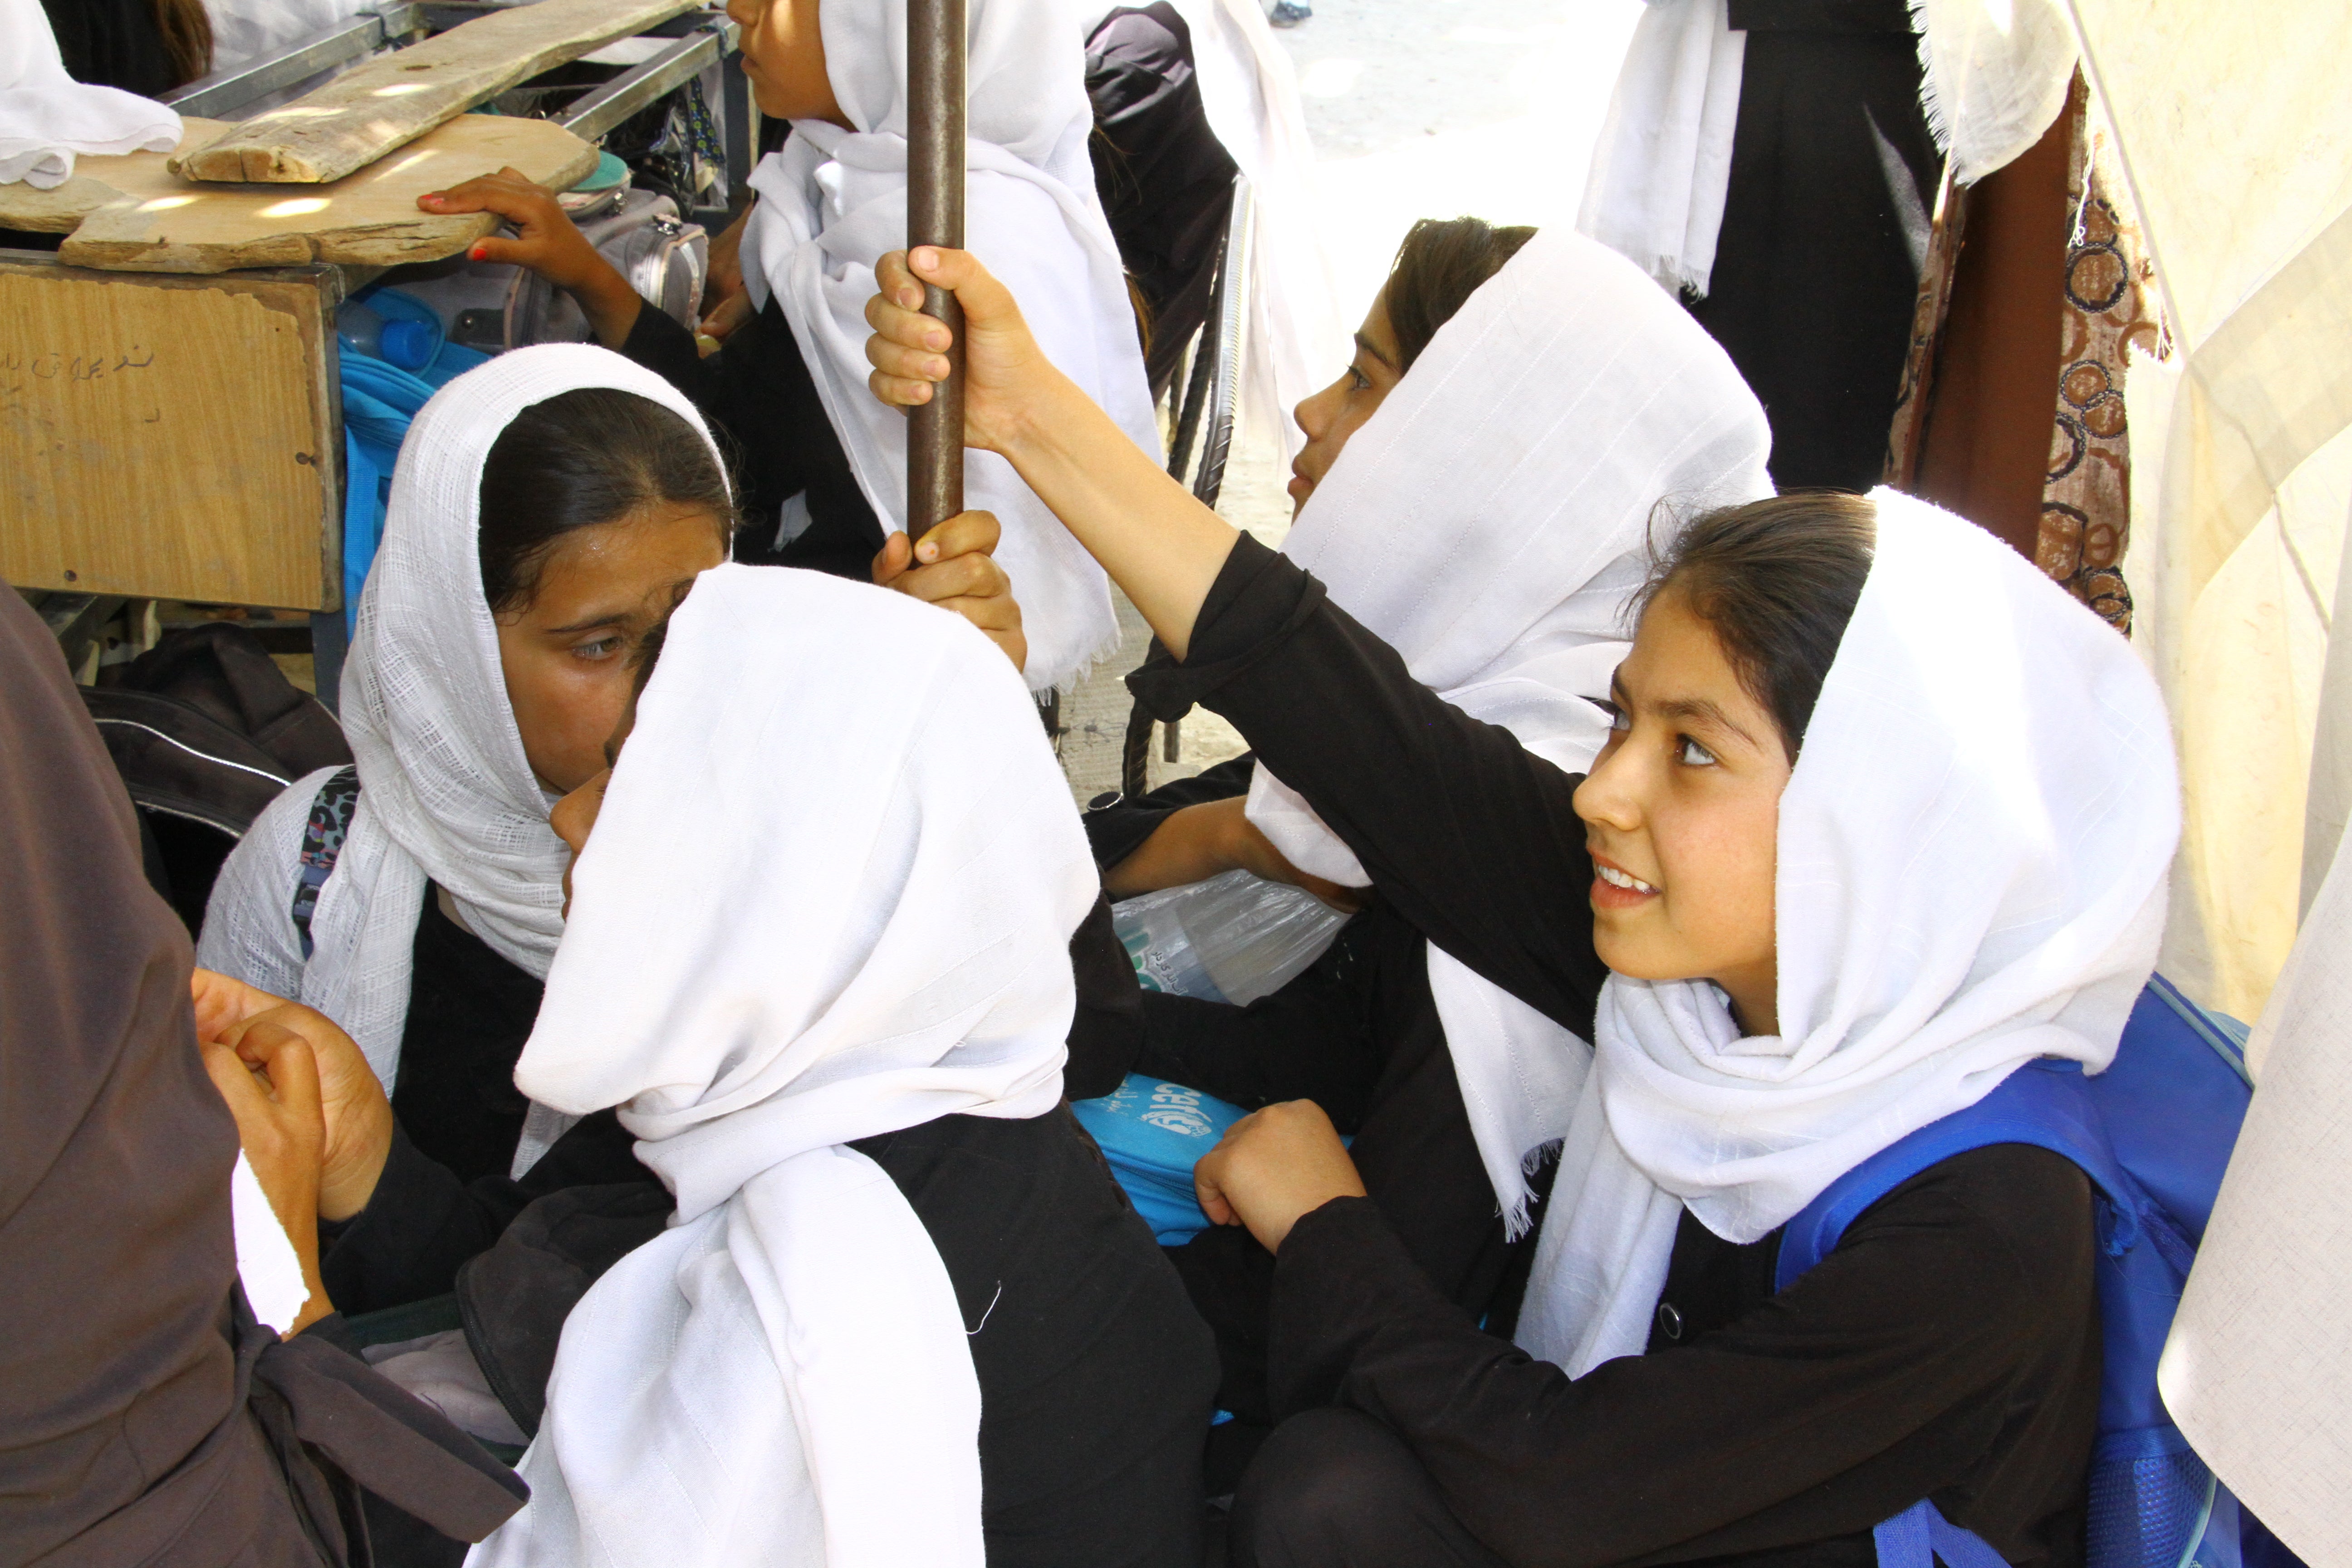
[422,0,1153,694]
[867,245,2180,1566]
[1079,220,1772,1426]
[199,332,1065,1313]
[199,348,737,1270]
[474,563,1215,1568]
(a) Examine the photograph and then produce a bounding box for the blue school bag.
[1073,1075,1251,1244]
[1779,976,2280,1568]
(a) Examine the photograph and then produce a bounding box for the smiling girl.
[864,246,2179,1567]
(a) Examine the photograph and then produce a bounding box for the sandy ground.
[1054,0,1641,802]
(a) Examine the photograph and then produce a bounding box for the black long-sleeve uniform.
[1130,536,2100,1568]
[617,299,884,578]
[323,893,1145,1314]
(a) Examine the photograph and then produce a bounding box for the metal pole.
[906,0,966,541]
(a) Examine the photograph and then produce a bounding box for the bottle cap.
[380,318,438,371]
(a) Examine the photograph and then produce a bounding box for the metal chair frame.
[1122,175,1252,799]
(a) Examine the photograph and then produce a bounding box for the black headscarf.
[0,586,525,1565]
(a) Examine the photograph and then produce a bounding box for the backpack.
[84,622,352,934]
[1779,977,2286,1568]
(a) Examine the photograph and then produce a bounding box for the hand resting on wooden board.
[421,167,646,348]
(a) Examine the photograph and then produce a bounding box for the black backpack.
[83,622,352,934]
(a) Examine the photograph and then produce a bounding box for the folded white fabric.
[1,0,180,189]
[1515,490,2180,1377]
[1245,226,1773,1233]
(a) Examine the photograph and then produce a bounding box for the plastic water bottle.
[1113,870,1349,1006]
[336,300,438,372]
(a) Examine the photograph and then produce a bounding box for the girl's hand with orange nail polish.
[421,167,642,348]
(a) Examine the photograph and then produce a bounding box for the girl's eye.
[1677,735,1718,767]
[574,636,624,662]
[1598,700,1629,732]
[1348,365,1372,392]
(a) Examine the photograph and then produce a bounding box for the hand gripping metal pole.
[906,0,966,541]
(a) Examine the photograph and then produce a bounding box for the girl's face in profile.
[491,500,723,795]
[727,0,845,125]
[1574,588,1792,1036]
[1289,286,1403,513]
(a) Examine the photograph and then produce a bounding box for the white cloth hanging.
[1579,0,2078,300]
[741,0,1157,694]
[2161,773,2352,1566]
[1245,226,1774,1230]
[1514,489,2180,1376]
[1574,0,1745,299]
[200,347,725,1175]
[1911,0,2077,186]
[0,0,179,189]
[469,563,1097,1568]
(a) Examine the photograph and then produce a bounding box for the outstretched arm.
[865,247,1236,659]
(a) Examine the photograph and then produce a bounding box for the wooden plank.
[0,257,341,610]
[172,0,695,184]
[0,119,233,235]
[45,115,596,274]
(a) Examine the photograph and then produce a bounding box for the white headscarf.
[1246,226,1774,1230]
[200,346,727,1128]
[0,0,179,188]
[1515,490,2180,1376]
[470,564,1096,1568]
[740,0,1158,693]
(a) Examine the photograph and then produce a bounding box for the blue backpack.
[1779,977,2275,1568]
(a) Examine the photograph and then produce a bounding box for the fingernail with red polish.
[470,244,487,260]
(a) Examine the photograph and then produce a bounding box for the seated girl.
[1081,220,1774,1433]
[420,0,1158,694]
[865,245,2178,1565]
[0,585,524,1565]
[472,563,1216,1567]
[198,346,1134,1321]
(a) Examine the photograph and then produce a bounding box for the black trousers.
[1230,1409,1507,1568]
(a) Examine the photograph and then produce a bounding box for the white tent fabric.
[2161,821,2352,1568]
[2088,0,2352,1023]
[2075,1,2352,1558]
[0,0,178,189]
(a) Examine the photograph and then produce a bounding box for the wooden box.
[0,252,341,610]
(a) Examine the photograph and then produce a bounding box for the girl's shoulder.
[194,764,358,986]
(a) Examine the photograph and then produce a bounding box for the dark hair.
[151,0,214,88]
[1639,493,1879,758]
[1384,217,1538,372]
[477,387,736,614]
